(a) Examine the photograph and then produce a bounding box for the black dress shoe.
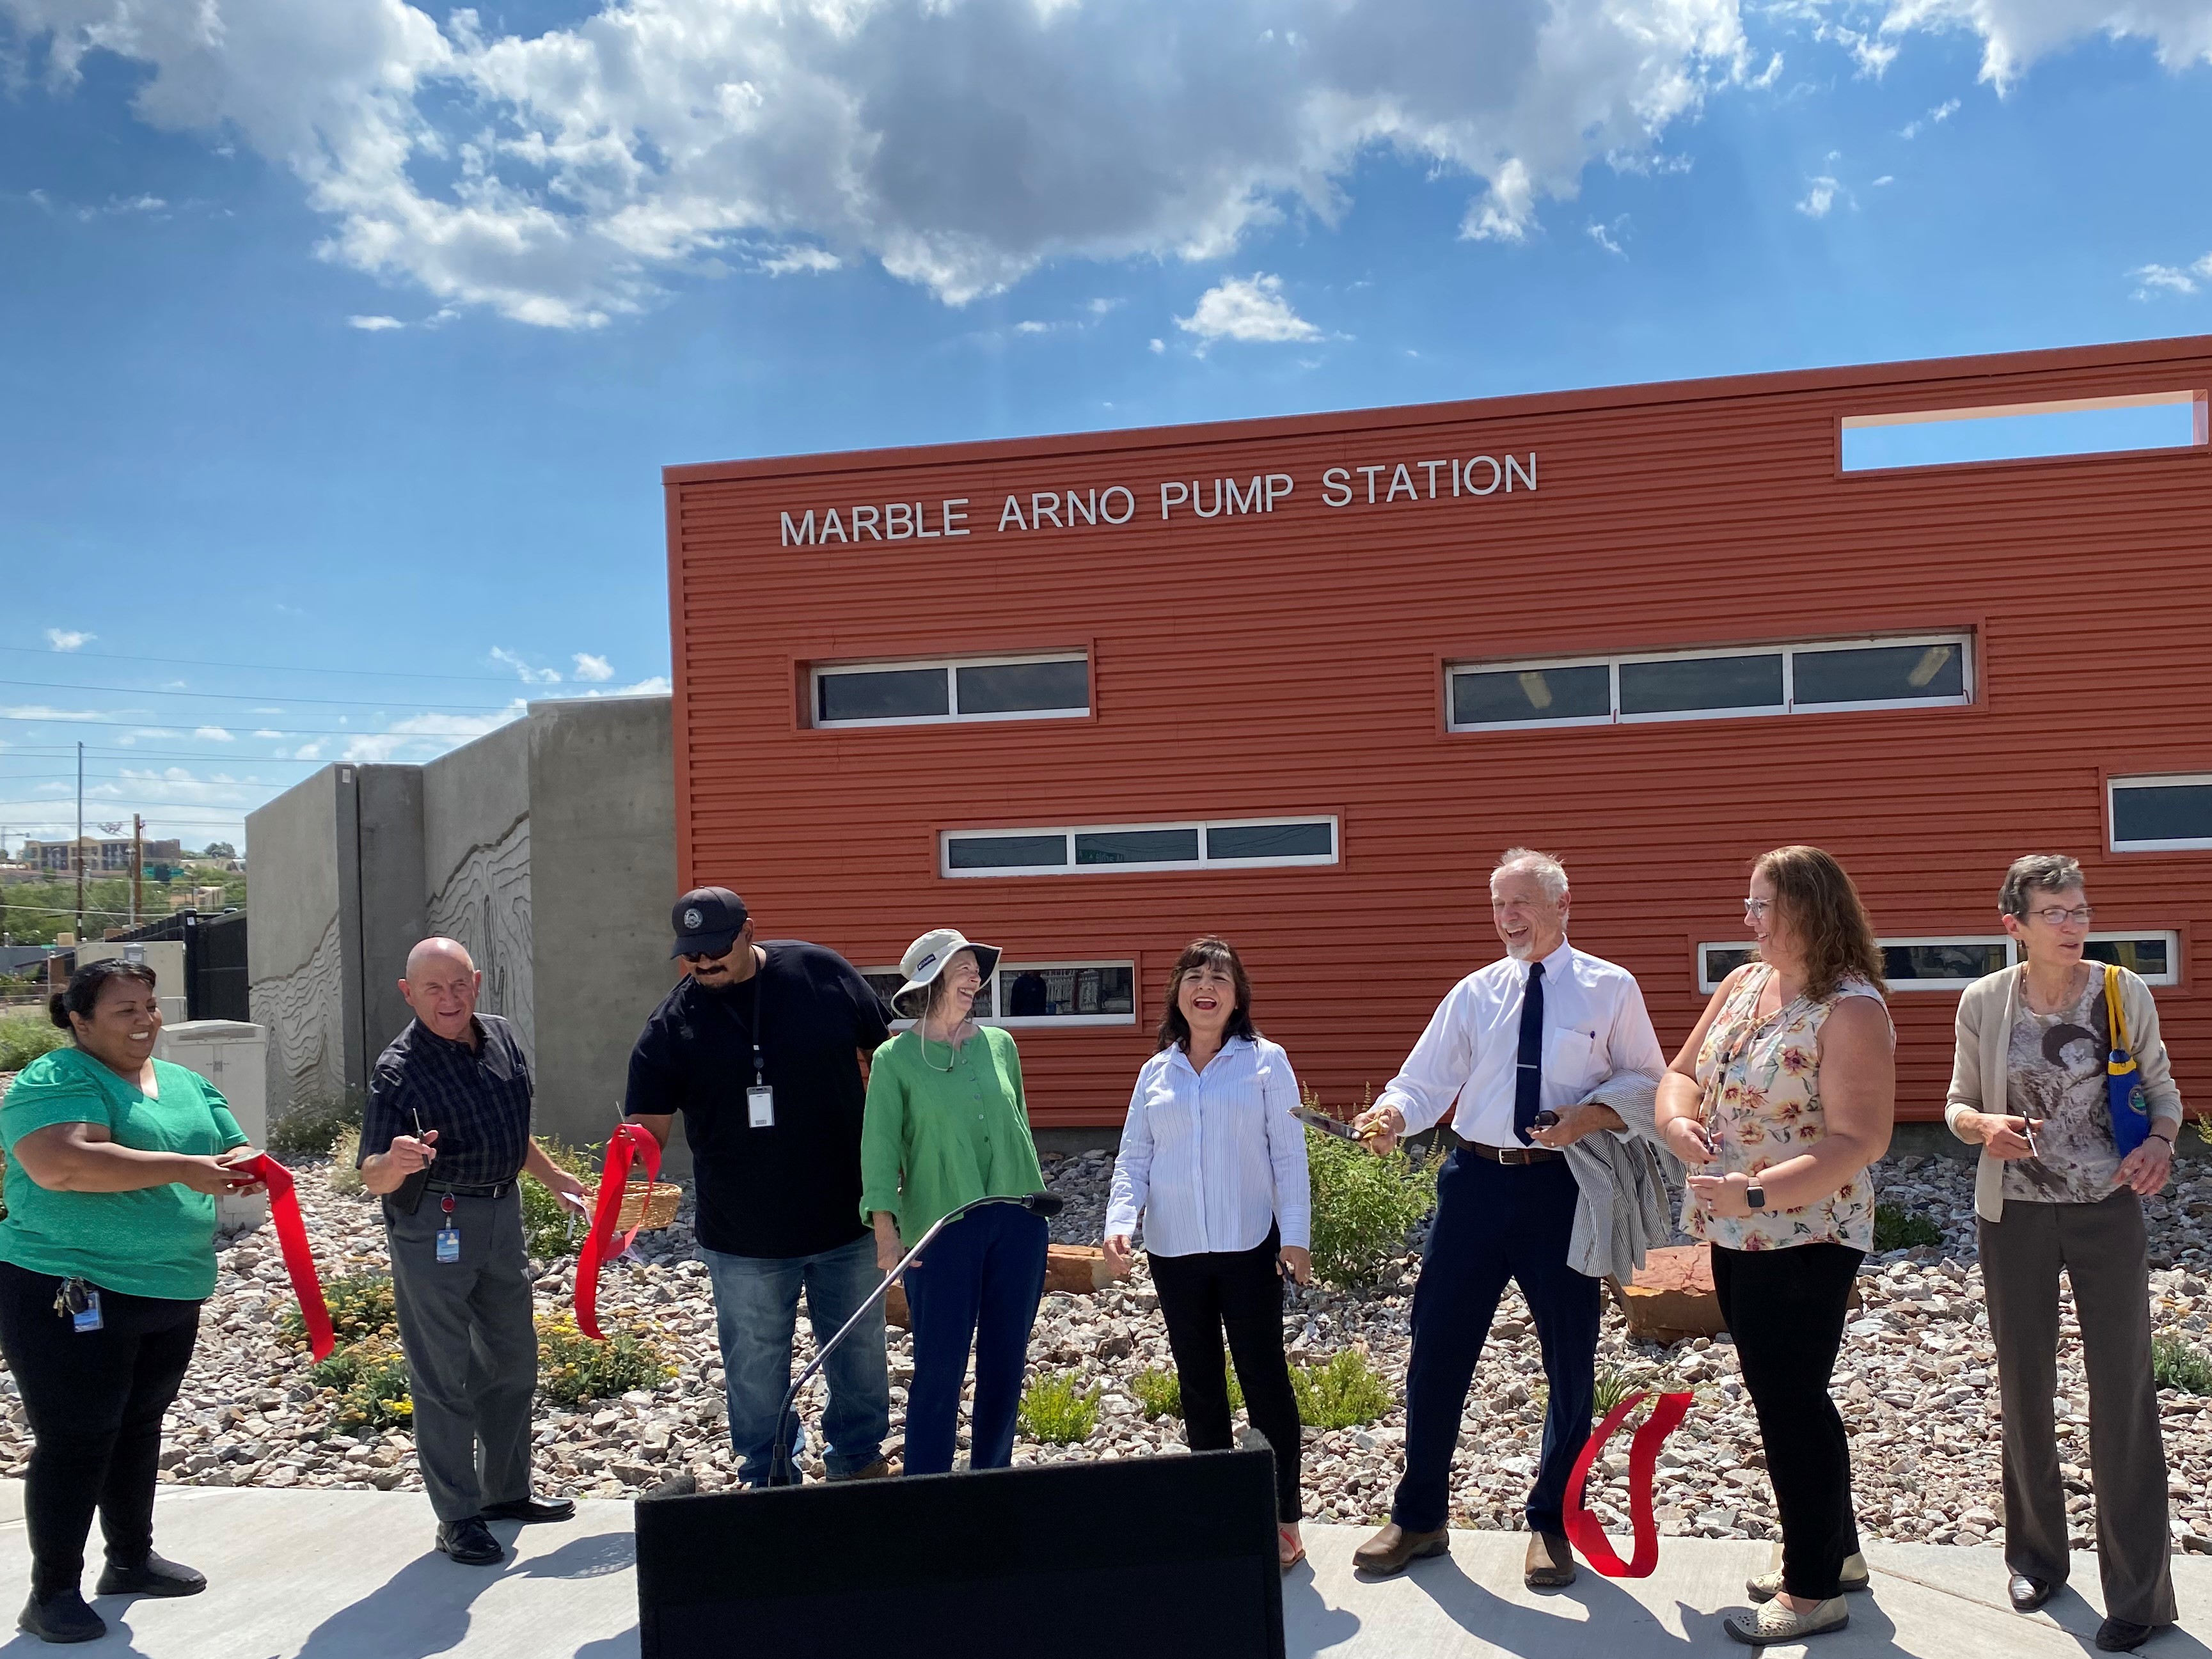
[2008,1572,2055,1612]
[97,1552,208,1598]
[482,1495,577,1525]
[2096,1617,2161,1653]
[17,1589,106,1644]
[434,1516,505,1566]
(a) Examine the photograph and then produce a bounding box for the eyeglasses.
[2023,906,2094,927]
[1742,899,1774,920]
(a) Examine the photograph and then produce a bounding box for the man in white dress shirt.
[1350,848,1668,1585]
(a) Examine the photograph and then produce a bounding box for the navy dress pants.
[903,1202,1048,1475]
[1391,1147,1599,1536]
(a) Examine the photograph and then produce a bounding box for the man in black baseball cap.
[622,889,897,1486]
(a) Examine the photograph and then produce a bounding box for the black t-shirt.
[624,941,892,1259]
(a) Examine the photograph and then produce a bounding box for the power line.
[0,677,517,713]
[0,711,514,737]
[8,746,328,763]
[0,642,542,686]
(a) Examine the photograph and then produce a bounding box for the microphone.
[767,1190,1061,1486]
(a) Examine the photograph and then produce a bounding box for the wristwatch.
[1744,1183,1767,1212]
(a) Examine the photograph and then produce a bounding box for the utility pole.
[74,740,84,944]
[132,813,145,927]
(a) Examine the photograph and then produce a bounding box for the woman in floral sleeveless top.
[1656,846,1895,1647]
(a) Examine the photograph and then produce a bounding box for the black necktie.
[1513,961,1546,1145]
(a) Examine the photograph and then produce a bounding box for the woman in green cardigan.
[1,958,260,1644]
[861,928,1048,1475]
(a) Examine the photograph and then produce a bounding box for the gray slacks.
[1980,1188,2177,1627]
[386,1186,539,1525]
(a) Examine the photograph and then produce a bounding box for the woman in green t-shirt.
[0,958,260,1645]
[861,929,1049,1477]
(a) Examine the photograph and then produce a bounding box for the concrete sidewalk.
[2,1482,2209,1656]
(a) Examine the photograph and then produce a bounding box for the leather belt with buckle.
[1463,1140,1560,1166]
[424,1178,516,1199]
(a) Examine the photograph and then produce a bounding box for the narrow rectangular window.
[1698,944,1757,991]
[1792,641,1966,708]
[945,833,1070,872]
[999,964,1137,1022]
[2084,934,2179,985]
[1841,392,2207,473]
[1620,653,1783,718]
[1881,940,2009,987]
[955,658,1089,716]
[1205,821,1334,861]
[2111,775,2212,851]
[818,666,949,723]
[1450,663,1610,728]
[1075,828,1201,866]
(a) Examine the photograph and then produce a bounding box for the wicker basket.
[588,1181,683,1232]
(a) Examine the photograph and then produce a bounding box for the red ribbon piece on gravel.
[575,1124,662,1342]
[1563,1388,1696,1578]
[235,1154,335,1363]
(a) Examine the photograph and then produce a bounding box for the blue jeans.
[903,1203,1048,1476]
[702,1234,889,1486]
[1391,1147,1600,1536]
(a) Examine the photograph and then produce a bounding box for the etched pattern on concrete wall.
[251,911,345,1113]
[429,812,535,1061]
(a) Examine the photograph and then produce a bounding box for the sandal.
[1279,1525,1307,1574]
[1725,1596,1849,1646]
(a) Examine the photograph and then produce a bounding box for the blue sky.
[2,0,2209,857]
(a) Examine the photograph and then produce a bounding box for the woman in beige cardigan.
[1947,853,2184,1655]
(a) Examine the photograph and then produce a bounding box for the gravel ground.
[1,1127,2210,1556]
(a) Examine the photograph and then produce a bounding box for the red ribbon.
[1563,1388,1696,1578]
[574,1125,662,1341]
[233,1154,335,1363]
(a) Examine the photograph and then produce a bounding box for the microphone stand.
[766,1190,1062,1488]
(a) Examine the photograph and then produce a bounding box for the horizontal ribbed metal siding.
[667,339,2212,1127]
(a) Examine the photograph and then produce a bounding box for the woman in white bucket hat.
[860,929,1049,1475]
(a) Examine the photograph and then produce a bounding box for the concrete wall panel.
[244,769,347,1119]
[423,719,535,1058]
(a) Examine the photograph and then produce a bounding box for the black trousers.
[1709,1241,1865,1601]
[1149,1225,1302,1523]
[0,1259,202,1596]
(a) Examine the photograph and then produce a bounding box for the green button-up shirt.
[860,1026,1046,1239]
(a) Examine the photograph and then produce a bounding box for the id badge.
[72,1289,103,1334]
[436,1228,461,1264]
[747,1085,775,1129]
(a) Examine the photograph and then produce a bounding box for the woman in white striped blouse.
[1105,938,1312,1571]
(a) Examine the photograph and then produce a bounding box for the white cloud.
[290,741,326,761]
[1148,337,1165,354]
[1086,297,1123,317]
[2131,255,2210,299]
[347,313,404,330]
[1861,0,2212,88]
[2,0,1753,325]
[1176,274,1322,345]
[341,702,527,764]
[44,628,93,651]
[194,726,235,741]
[0,704,107,721]
[1586,219,1627,256]
[571,652,614,682]
[251,728,285,738]
[489,646,561,685]
[1872,173,1895,185]
[1796,176,1845,217]
[616,676,671,696]
[1899,97,1961,138]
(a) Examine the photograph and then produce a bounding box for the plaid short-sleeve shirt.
[361,1014,533,1187]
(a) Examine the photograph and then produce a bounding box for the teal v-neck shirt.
[860,1026,1046,1239]
[1,1048,248,1300]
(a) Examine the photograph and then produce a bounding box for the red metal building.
[664,337,2212,1130]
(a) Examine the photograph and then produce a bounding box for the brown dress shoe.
[1525,1530,1577,1589]
[1353,1523,1451,1575]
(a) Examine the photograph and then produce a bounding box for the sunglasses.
[683,944,737,963]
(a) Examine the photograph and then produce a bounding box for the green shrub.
[284,1273,397,1350]
[327,1128,365,1195]
[2153,1335,2212,1397]
[1131,1366,1181,1420]
[523,1138,597,1259]
[1018,1371,1102,1445]
[0,1013,68,1076]
[538,1315,670,1407]
[1291,1348,1394,1431]
[1873,1202,1943,1252]
[313,1342,413,1430]
[267,1087,365,1156]
[1304,1090,1437,1287]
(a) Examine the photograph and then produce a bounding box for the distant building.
[21,836,185,874]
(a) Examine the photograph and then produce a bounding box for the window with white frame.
[940,816,1338,877]
[1450,634,1971,731]
[812,652,1089,727]
[862,961,1137,1026]
[1696,931,2179,991]
[2110,774,2212,852]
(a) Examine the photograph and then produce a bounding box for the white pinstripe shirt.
[1105,1036,1311,1256]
